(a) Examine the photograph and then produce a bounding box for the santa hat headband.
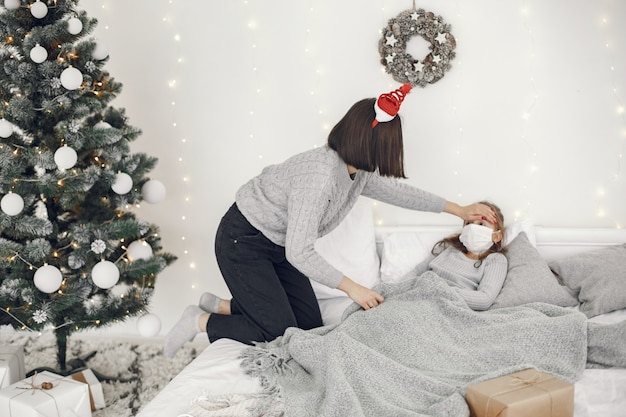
[372,83,413,128]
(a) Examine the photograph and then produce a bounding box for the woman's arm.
[337,276,385,310]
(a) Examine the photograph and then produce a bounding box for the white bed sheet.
[138,307,626,417]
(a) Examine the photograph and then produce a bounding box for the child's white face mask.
[459,224,495,254]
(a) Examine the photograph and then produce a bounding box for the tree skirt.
[1,329,201,417]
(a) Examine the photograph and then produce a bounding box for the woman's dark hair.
[432,201,507,265]
[327,98,406,178]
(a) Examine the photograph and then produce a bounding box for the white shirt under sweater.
[409,247,508,310]
[235,145,447,289]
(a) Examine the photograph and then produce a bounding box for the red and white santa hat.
[372,83,413,128]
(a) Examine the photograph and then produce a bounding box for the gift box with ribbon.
[66,369,105,410]
[465,368,574,417]
[0,370,92,417]
[0,345,25,389]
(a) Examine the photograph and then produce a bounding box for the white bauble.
[34,265,63,293]
[137,313,161,337]
[30,0,47,18]
[67,17,83,35]
[0,119,13,138]
[92,41,109,60]
[4,0,20,10]
[112,172,133,195]
[1,193,24,216]
[54,146,78,170]
[127,240,153,261]
[94,121,112,130]
[141,180,166,204]
[60,67,83,90]
[29,44,47,63]
[91,260,120,289]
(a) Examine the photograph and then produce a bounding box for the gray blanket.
[239,271,589,417]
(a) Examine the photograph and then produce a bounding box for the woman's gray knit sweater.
[235,145,446,289]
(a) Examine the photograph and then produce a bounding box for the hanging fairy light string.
[596,10,624,229]
[513,0,541,222]
[243,0,267,163]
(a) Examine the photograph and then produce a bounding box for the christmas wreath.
[378,8,456,87]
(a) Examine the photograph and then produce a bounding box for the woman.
[406,201,507,311]
[163,84,497,357]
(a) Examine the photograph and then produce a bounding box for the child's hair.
[327,98,406,178]
[432,201,506,265]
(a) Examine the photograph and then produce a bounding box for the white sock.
[163,305,204,358]
[199,292,221,313]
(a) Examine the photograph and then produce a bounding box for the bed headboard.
[374,226,626,261]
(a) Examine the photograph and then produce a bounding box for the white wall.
[79,0,626,335]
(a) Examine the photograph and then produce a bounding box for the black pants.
[207,203,323,344]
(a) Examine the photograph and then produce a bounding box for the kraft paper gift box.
[465,368,574,417]
[0,370,92,417]
[0,345,25,389]
[66,369,105,410]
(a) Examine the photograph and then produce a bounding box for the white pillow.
[312,197,380,299]
[503,219,536,247]
[380,230,449,283]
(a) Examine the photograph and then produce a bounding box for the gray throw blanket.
[238,271,588,417]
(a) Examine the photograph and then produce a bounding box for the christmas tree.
[0,0,176,370]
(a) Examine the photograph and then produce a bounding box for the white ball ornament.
[1,193,24,216]
[30,0,48,19]
[127,240,153,261]
[67,17,83,35]
[0,119,13,138]
[92,41,109,60]
[29,44,47,63]
[60,67,83,90]
[91,260,120,289]
[4,0,20,10]
[54,146,78,170]
[34,265,63,293]
[94,121,112,130]
[112,172,133,195]
[141,180,166,204]
[137,313,161,337]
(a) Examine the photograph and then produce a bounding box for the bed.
[137,199,626,417]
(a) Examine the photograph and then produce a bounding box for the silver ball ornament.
[92,41,109,60]
[112,172,133,195]
[141,180,166,204]
[30,0,48,19]
[60,67,83,90]
[4,0,20,10]
[67,17,83,35]
[34,265,63,293]
[127,240,153,261]
[1,193,24,216]
[91,260,120,289]
[30,44,47,63]
[137,313,161,337]
[54,146,78,170]
[0,119,13,138]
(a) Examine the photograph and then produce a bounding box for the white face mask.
[459,224,496,254]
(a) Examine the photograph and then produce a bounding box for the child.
[407,201,506,310]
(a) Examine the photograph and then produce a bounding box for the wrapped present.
[67,369,105,410]
[465,368,574,417]
[0,345,25,389]
[0,370,92,417]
